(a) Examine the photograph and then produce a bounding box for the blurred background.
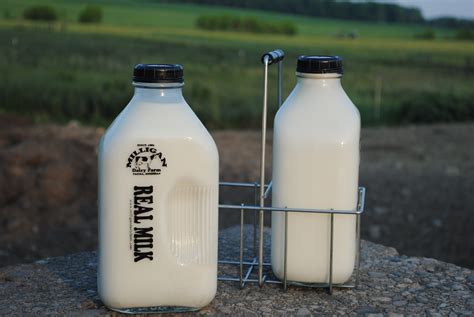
[0,0,472,269]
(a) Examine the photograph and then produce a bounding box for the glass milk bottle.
[271,56,360,284]
[98,64,219,313]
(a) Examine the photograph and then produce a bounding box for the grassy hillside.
[0,0,459,38]
[0,0,473,128]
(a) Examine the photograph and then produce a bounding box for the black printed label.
[131,185,155,262]
[126,144,167,176]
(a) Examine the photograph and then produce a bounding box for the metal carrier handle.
[217,49,365,294]
[259,49,285,287]
[261,49,285,65]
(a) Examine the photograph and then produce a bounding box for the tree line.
[160,0,474,28]
[196,15,297,35]
[22,5,102,23]
[162,0,424,23]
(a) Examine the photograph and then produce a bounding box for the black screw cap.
[297,56,343,74]
[133,64,184,83]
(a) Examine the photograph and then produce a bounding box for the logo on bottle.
[126,144,167,175]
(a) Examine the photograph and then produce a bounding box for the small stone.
[296,308,311,316]
[236,308,258,316]
[368,271,386,278]
[393,300,407,307]
[259,307,272,313]
[452,284,464,291]
[80,299,97,309]
[416,271,429,277]
[31,307,43,313]
[409,283,423,292]
[467,274,474,283]
[355,306,379,314]
[374,297,392,303]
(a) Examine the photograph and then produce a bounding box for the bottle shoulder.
[274,85,360,142]
[102,98,218,156]
[277,83,359,121]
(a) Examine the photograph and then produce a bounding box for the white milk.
[98,64,219,313]
[271,56,360,284]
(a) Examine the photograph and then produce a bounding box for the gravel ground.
[0,226,472,316]
[0,115,473,268]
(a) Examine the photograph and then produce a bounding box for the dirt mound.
[0,116,102,265]
[0,115,473,268]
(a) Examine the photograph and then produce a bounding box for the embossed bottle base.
[111,305,201,314]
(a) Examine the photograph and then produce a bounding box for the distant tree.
[414,29,435,40]
[78,5,103,23]
[277,21,297,36]
[428,17,474,29]
[196,14,297,35]
[23,5,58,21]
[456,29,474,40]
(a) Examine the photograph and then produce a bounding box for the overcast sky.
[373,0,474,19]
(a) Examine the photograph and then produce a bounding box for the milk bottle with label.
[271,56,360,284]
[98,64,219,313]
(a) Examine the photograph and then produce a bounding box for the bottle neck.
[132,82,185,103]
[296,73,343,90]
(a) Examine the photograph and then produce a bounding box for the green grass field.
[0,0,473,128]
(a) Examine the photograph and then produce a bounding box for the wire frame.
[217,182,365,294]
[217,50,366,294]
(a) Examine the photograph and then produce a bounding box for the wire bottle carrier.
[217,49,366,294]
